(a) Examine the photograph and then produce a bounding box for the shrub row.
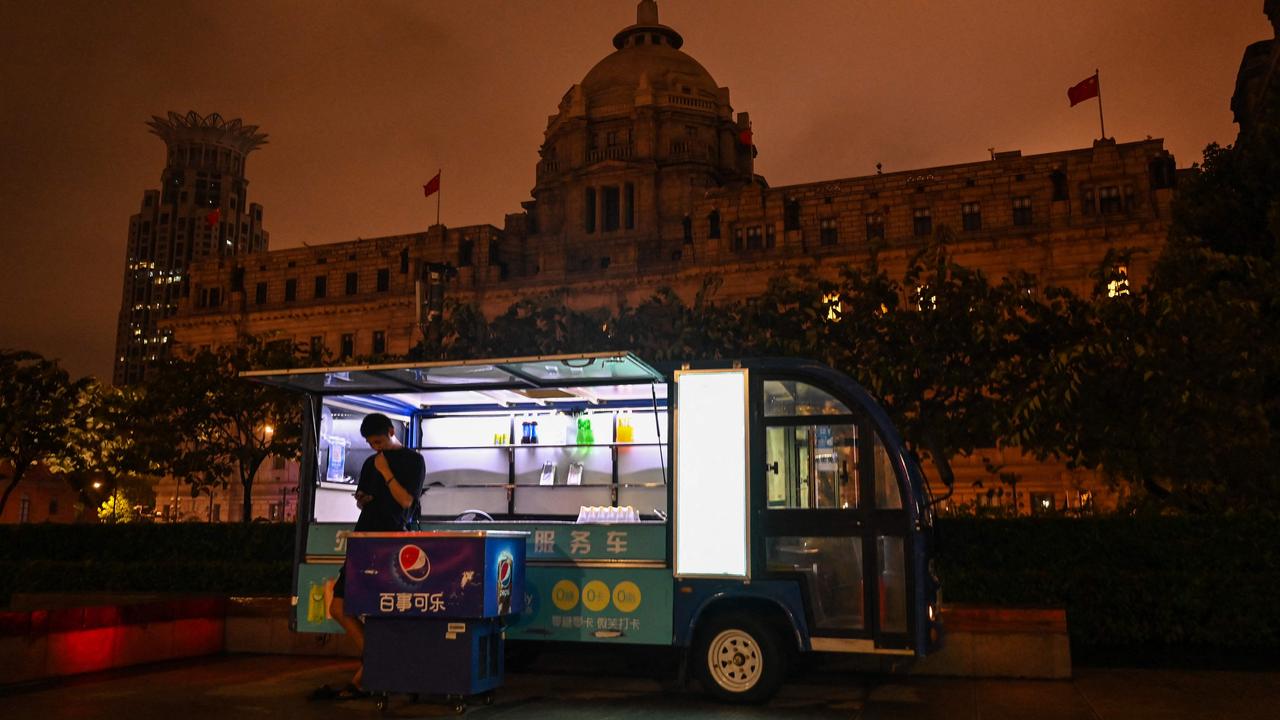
[934,515,1280,656]
[2,518,1276,658]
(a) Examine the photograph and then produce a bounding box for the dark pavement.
[2,649,1276,719]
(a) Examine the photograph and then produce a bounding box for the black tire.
[693,611,789,703]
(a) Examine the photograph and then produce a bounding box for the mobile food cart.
[247,352,941,702]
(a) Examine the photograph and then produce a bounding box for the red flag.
[1067,73,1100,107]
[738,128,753,146]
[205,207,221,228]
[423,172,441,198]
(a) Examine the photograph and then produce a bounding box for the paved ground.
[2,649,1277,719]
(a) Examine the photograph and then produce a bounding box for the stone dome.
[579,1,720,111]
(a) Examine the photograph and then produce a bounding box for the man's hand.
[373,452,393,481]
[354,491,373,509]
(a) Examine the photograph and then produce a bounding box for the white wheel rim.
[707,628,763,692]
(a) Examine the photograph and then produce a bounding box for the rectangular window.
[458,240,474,267]
[19,497,30,523]
[784,200,801,231]
[961,202,982,231]
[820,217,838,246]
[765,224,776,249]
[732,228,744,252]
[746,226,763,250]
[1107,263,1130,298]
[345,272,358,295]
[708,211,721,239]
[399,248,409,273]
[314,275,326,298]
[377,268,390,291]
[309,335,323,357]
[866,212,885,241]
[208,287,221,307]
[284,278,297,302]
[1031,492,1056,516]
[273,455,287,470]
[254,282,267,304]
[602,186,620,232]
[269,503,281,521]
[624,183,635,229]
[584,187,597,233]
[1012,196,1033,226]
[340,333,354,358]
[373,330,386,355]
[1099,186,1123,214]
[913,208,932,236]
[48,499,58,516]
[1081,188,1096,215]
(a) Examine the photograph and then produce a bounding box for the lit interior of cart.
[244,354,670,524]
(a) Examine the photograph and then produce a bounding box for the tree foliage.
[0,351,93,516]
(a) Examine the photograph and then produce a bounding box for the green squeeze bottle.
[306,581,326,624]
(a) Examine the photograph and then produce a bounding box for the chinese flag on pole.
[423,172,441,198]
[205,207,221,228]
[1067,73,1100,107]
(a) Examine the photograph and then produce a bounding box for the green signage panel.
[307,522,666,562]
[507,566,673,645]
[296,561,346,634]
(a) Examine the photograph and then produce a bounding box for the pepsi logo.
[497,552,513,587]
[398,545,431,582]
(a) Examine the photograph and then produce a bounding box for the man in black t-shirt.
[320,413,425,700]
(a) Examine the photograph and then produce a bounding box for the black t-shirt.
[353,448,426,532]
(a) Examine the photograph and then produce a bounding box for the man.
[315,413,425,701]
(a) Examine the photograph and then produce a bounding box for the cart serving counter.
[246,352,941,702]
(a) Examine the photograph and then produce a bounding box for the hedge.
[934,515,1280,658]
[1,518,1276,659]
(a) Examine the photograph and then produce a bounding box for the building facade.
[163,1,1184,514]
[113,111,270,386]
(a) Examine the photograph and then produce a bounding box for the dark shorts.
[332,566,347,599]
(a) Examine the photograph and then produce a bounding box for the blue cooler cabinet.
[343,531,526,705]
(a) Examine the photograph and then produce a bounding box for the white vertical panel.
[674,369,749,578]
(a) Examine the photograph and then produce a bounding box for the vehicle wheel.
[694,611,789,703]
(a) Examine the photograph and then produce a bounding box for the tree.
[146,336,303,522]
[0,350,92,516]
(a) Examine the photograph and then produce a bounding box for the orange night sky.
[0,0,1269,381]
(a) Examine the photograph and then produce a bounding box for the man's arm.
[375,452,417,510]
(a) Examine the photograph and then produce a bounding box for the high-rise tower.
[113,111,269,385]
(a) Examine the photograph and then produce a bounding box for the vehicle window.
[763,380,851,416]
[765,423,859,509]
[766,536,864,630]
[873,433,902,509]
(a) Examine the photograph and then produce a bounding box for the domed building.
[524,0,758,277]
[159,0,1190,519]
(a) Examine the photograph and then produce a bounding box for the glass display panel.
[766,536,864,630]
[313,403,410,522]
[765,423,859,509]
[502,355,662,384]
[674,370,748,578]
[421,415,512,447]
[878,535,908,634]
[514,446,612,486]
[513,487,612,516]
[763,380,851,417]
[873,434,903,509]
[420,487,508,518]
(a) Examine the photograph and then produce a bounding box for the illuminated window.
[1107,264,1130,297]
[340,333,354,358]
[746,226,762,250]
[1099,186,1123,214]
[822,292,842,322]
[916,284,936,311]
[820,217,838,245]
[913,208,932,236]
[866,212,885,241]
[961,202,982,231]
[1012,196,1033,226]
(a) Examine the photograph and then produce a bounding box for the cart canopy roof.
[241,352,665,396]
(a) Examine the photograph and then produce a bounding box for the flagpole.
[1095,69,1106,141]
[436,169,441,227]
